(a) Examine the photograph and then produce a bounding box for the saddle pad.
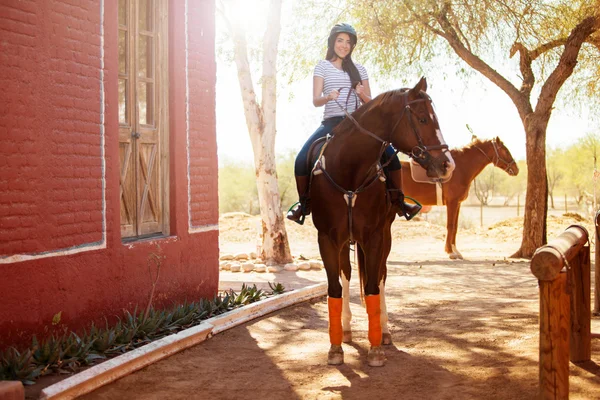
[409,158,452,184]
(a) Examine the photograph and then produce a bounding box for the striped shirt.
[314,59,369,120]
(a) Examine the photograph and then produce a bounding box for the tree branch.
[226,3,264,137]
[531,38,568,60]
[429,3,529,117]
[536,15,600,119]
[261,0,282,150]
[509,42,535,99]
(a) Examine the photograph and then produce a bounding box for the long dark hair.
[325,33,361,89]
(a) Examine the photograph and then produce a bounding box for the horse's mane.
[451,138,495,155]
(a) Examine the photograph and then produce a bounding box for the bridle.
[474,138,516,175]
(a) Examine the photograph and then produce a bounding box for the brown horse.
[310,78,455,367]
[401,137,519,259]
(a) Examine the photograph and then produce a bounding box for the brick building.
[0,1,219,348]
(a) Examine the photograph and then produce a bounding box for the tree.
[218,0,292,265]
[546,148,565,209]
[294,0,599,257]
[579,132,600,210]
[472,166,495,207]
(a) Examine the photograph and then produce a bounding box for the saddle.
[306,136,329,176]
[409,158,452,184]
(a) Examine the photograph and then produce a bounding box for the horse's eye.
[419,118,427,124]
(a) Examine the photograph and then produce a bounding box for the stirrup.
[286,201,306,225]
[400,196,422,221]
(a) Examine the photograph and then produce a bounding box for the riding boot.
[387,169,422,220]
[286,175,311,224]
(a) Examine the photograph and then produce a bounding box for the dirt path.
[81,212,600,399]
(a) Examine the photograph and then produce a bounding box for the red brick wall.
[188,1,219,228]
[0,0,219,349]
[0,0,104,256]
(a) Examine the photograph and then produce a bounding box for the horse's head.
[492,137,519,176]
[386,78,455,180]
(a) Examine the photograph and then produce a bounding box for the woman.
[286,23,421,224]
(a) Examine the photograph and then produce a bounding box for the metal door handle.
[132,131,141,139]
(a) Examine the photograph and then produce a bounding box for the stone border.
[40,283,327,400]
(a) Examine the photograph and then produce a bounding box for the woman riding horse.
[287,23,421,224]
[310,77,455,367]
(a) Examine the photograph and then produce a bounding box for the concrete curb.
[206,283,327,335]
[39,283,327,399]
[39,323,213,400]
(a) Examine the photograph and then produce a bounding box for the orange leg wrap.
[365,294,382,347]
[328,297,343,346]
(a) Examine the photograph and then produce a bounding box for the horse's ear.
[496,135,501,143]
[412,76,427,93]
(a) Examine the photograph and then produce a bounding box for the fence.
[530,225,591,399]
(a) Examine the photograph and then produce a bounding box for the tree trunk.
[228,0,292,265]
[512,116,548,258]
[253,148,292,264]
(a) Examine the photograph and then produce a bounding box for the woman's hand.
[355,81,371,103]
[326,89,340,101]
[355,83,364,96]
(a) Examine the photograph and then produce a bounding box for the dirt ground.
[34,211,600,399]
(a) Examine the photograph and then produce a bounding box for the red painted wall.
[0,1,219,349]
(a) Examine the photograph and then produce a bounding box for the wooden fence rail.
[530,225,591,399]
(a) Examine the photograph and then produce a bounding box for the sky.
[215,1,597,167]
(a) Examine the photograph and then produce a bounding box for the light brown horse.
[402,137,519,259]
[310,78,455,367]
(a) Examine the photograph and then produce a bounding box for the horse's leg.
[318,233,344,365]
[379,279,392,345]
[362,235,387,367]
[445,200,463,259]
[380,224,392,345]
[341,242,353,343]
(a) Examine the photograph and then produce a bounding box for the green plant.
[0,348,42,385]
[62,332,103,369]
[31,334,74,375]
[0,281,287,385]
[269,282,285,295]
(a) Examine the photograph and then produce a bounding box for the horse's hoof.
[328,344,344,365]
[367,346,386,367]
[449,253,459,260]
[343,331,352,343]
[382,333,393,345]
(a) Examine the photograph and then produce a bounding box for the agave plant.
[268,282,286,295]
[134,307,167,341]
[31,334,75,375]
[0,347,42,385]
[61,332,103,370]
[162,302,198,333]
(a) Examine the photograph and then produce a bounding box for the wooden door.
[118,0,168,239]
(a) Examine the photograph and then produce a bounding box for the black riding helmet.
[328,23,357,47]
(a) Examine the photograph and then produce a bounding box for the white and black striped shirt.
[314,59,369,120]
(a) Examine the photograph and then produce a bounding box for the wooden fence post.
[539,272,570,400]
[531,225,590,400]
[569,246,591,363]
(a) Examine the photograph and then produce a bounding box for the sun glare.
[223,0,271,38]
